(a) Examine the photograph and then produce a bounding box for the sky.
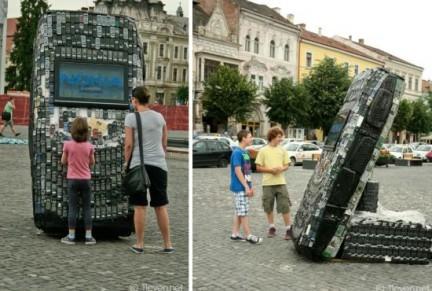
[250,0,432,81]
[6,0,189,18]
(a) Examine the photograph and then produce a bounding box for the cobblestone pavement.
[193,163,432,291]
[0,143,188,291]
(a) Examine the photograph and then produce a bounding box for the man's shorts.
[262,185,291,214]
[232,191,249,216]
[129,164,168,207]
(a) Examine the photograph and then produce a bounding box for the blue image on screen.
[58,63,125,101]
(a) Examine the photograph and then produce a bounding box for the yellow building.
[298,26,384,82]
[297,26,384,140]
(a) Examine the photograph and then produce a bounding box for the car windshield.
[285,143,300,151]
[390,146,403,153]
[417,145,432,151]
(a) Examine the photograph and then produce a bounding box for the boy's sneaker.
[15,133,21,137]
[246,235,263,244]
[85,237,97,245]
[230,235,246,242]
[60,235,76,245]
[267,227,276,238]
[284,228,293,240]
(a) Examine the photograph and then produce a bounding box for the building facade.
[0,0,7,94]
[95,0,188,105]
[193,0,242,133]
[194,0,300,137]
[334,36,424,101]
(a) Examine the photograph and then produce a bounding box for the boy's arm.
[234,166,253,196]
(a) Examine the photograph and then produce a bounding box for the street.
[0,132,188,291]
[193,163,432,290]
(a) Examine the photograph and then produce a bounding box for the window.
[207,141,219,152]
[354,65,359,75]
[409,77,412,90]
[174,46,179,58]
[156,66,162,80]
[183,68,187,82]
[254,37,259,54]
[193,141,207,153]
[183,47,188,60]
[163,66,167,80]
[344,62,349,70]
[258,76,264,91]
[251,74,256,83]
[143,42,148,55]
[159,44,164,57]
[156,92,164,104]
[415,78,419,91]
[306,52,312,67]
[270,40,275,58]
[284,44,289,61]
[173,68,178,82]
[272,76,278,84]
[204,59,220,80]
[245,35,251,52]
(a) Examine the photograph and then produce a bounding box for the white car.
[247,137,267,151]
[282,142,322,165]
[195,135,238,149]
[413,144,432,161]
[389,145,414,159]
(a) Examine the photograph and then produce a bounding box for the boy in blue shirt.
[230,130,263,244]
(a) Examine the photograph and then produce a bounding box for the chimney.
[359,38,364,44]
[349,35,352,40]
[287,13,294,23]
[272,7,281,15]
[318,27,322,36]
[298,23,306,30]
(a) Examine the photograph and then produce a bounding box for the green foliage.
[5,0,48,91]
[302,57,352,136]
[202,65,257,128]
[176,85,188,105]
[392,99,412,133]
[263,78,309,130]
[407,99,432,135]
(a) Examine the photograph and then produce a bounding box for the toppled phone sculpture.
[292,68,405,260]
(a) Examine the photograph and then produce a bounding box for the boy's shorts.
[232,191,249,216]
[262,185,291,214]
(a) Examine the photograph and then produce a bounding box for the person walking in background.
[255,127,292,240]
[124,86,174,254]
[0,96,20,137]
[230,129,263,244]
[61,117,96,245]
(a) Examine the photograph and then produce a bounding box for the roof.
[193,3,210,32]
[234,0,296,29]
[166,15,188,35]
[354,41,421,68]
[300,29,382,63]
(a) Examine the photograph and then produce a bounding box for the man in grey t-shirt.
[124,86,174,254]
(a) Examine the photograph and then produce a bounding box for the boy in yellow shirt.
[255,127,292,240]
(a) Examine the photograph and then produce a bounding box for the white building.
[334,36,424,101]
[95,0,188,105]
[193,0,242,133]
[0,0,7,94]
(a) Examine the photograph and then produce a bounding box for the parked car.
[282,142,322,165]
[388,144,414,160]
[426,151,432,162]
[246,137,267,151]
[195,135,238,149]
[193,139,232,168]
[280,138,303,147]
[413,144,432,162]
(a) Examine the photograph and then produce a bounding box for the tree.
[407,99,432,140]
[202,65,257,130]
[302,57,352,136]
[392,99,412,134]
[176,85,188,105]
[5,0,48,91]
[263,78,309,131]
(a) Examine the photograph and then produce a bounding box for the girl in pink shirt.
[60,117,96,245]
